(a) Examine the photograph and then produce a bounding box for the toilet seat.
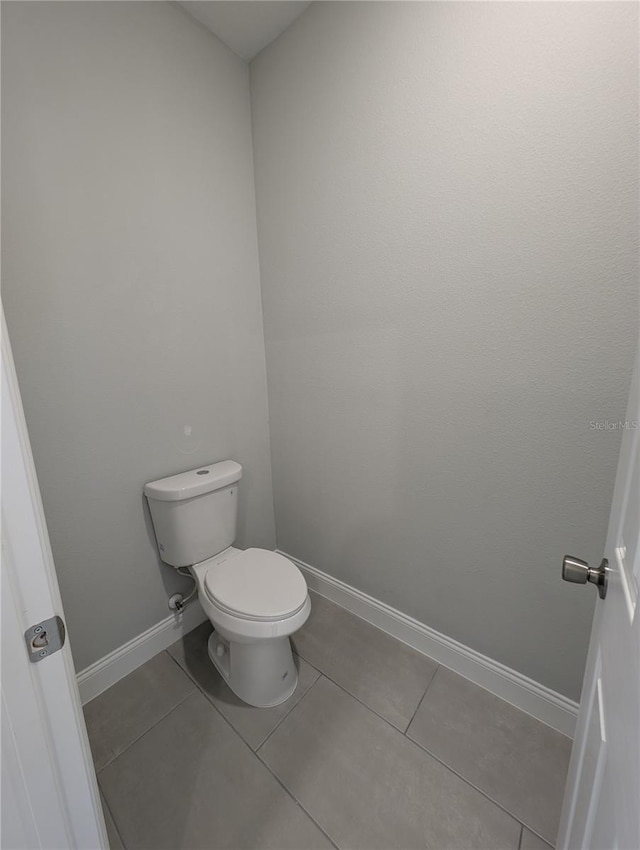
[203,548,307,622]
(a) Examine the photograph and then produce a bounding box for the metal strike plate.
[24,615,66,662]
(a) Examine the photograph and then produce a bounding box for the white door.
[557,342,640,850]
[1,310,107,850]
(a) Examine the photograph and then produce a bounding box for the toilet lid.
[204,549,308,621]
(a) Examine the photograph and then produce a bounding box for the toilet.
[144,461,310,708]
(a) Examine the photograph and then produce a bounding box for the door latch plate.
[24,615,66,662]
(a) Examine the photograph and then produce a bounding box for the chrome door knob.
[562,555,590,584]
[562,555,608,599]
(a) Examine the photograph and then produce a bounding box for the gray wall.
[2,1,275,671]
[251,1,639,699]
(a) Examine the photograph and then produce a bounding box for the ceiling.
[179,1,312,61]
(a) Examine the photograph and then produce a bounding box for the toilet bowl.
[191,547,310,706]
[144,461,311,708]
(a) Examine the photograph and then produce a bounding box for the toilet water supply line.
[173,567,198,613]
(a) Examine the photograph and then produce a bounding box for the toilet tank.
[144,461,242,567]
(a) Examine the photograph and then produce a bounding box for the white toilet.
[144,461,310,708]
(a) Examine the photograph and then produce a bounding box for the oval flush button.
[197,470,209,475]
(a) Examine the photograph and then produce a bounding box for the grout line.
[405,728,546,840]
[402,663,440,734]
[296,598,558,845]
[165,627,321,753]
[162,636,262,747]
[254,659,322,751]
[259,669,530,848]
[165,635,216,693]
[98,782,127,850]
[316,671,532,841]
[98,624,553,849]
[256,750,341,850]
[256,667,324,755]
[292,645,425,735]
[98,649,337,850]
[253,676,340,850]
[299,572,577,738]
[96,688,196,775]
[95,672,196,773]
[163,634,337,848]
[257,753,340,847]
[287,636,556,846]
[176,668,339,850]
[295,593,442,736]
[520,826,555,849]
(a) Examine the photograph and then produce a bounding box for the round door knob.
[562,555,590,584]
[562,555,608,599]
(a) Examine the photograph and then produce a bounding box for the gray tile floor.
[86,591,571,850]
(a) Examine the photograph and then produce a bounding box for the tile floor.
[86,591,572,850]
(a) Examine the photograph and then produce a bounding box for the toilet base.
[207,631,298,708]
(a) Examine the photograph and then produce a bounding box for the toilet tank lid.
[144,461,242,502]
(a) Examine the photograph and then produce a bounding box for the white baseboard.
[76,603,208,705]
[76,553,579,736]
[282,551,579,738]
